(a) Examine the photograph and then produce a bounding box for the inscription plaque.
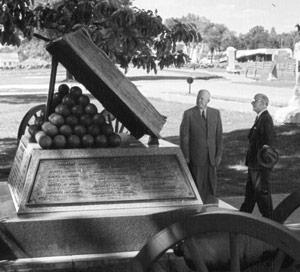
[8,139,32,204]
[28,155,195,205]
[11,140,202,214]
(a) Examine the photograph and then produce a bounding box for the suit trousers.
[240,168,273,218]
[189,151,217,204]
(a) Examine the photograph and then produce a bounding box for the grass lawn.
[149,96,300,197]
[0,67,299,198]
[164,124,300,197]
[1,93,299,198]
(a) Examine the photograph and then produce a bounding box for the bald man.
[240,93,276,218]
[180,90,223,204]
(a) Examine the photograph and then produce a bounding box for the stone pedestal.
[2,135,204,260]
[226,47,237,73]
[275,85,300,123]
[275,42,300,124]
[8,136,201,214]
[0,180,233,271]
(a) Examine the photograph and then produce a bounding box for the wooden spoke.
[119,124,125,133]
[17,104,46,142]
[115,119,119,132]
[229,233,240,272]
[185,238,209,272]
[272,250,287,272]
[100,109,129,134]
[134,211,300,272]
[273,190,300,223]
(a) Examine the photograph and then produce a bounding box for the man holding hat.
[240,93,277,219]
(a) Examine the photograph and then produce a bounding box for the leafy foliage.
[0,0,202,73]
[242,26,271,49]
[165,13,300,61]
[0,0,35,45]
[18,37,50,62]
[165,13,210,34]
[202,23,228,54]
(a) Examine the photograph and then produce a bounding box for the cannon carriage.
[1,29,300,271]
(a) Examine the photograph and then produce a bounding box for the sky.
[132,0,300,34]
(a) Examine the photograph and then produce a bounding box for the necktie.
[202,110,206,121]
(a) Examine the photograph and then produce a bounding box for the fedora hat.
[257,146,279,168]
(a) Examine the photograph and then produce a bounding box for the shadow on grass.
[0,93,98,106]
[164,124,300,197]
[0,94,48,105]
[0,124,299,197]
[0,138,17,180]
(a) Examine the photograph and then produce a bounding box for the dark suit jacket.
[246,110,275,168]
[180,106,223,167]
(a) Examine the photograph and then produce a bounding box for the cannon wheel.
[273,189,300,224]
[17,104,46,142]
[17,106,129,142]
[100,109,129,134]
[134,211,300,272]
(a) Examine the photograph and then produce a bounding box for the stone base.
[274,85,300,124]
[0,182,204,258]
[275,106,300,124]
[0,182,235,261]
[0,252,136,272]
[8,136,202,214]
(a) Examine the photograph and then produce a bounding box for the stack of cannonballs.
[28,84,122,149]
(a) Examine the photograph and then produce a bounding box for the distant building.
[236,48,292,62]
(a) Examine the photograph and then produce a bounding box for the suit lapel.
[249,111,268,138]
[206,107,210,123]
[206,107,213,132]
[192,106,206,129]
[254,110,268,127]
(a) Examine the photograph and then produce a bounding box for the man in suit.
[180,89,223,204]
[240,93,276,218]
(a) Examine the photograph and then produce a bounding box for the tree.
[202,23,228,62]
[243,26,270,49]
[278,31,299,50]
[269,27,280,48]
[165,13,210,34]
[18,37,51,61]
[220,30,240,51]
[0,0,201,73]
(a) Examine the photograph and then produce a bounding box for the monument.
[226,46,238,73]
[275,42,300,124]
[0,29,210,271]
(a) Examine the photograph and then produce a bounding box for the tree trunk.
[210,48,214,64]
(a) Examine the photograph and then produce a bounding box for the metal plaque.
[28,155,195,205]
[14,142,201,214]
